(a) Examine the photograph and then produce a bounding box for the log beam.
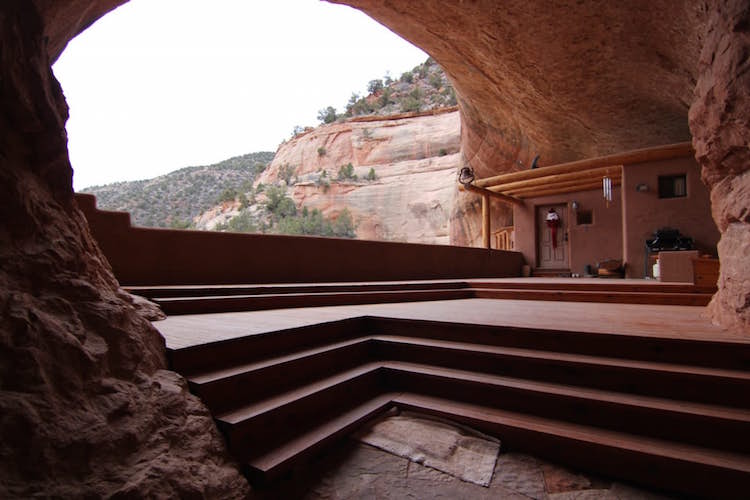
[515,178,622,199]
[474,142,692,189]
[489,166,623,193]
[459,183,524,205]
[482,193,490,249]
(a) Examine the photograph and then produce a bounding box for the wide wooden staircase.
[163,306,750,498]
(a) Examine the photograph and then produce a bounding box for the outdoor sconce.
[458,166,475,186]
[571,200,580,211]
[636,183,649,192]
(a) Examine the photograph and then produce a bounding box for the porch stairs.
[130,278,716,315]
[159,281,750,498]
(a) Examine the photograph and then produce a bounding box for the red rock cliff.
[258,110,461,244]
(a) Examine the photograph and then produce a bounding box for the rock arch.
[1,0,748,496]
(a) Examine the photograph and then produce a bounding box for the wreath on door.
[545,209,561,249]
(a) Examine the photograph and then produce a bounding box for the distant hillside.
[81,57,456,234]
[81,151,274,228]
[312,57,457,127]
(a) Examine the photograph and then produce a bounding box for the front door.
[537,204,568,269]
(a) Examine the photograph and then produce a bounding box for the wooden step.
[244,393,397,484]
[155,288,473,315]
[373,335,750,408]
[168,317,364,374]
[392,392,750,499]
[381,361,750,453]
[473,287,713,306]
[369,317,750,370]
[216,364,383,449]
[189,338,373,414]
[467,279,717,294]
[127,280,469,299]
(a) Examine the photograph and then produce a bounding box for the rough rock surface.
[688,0,750,331]
[0,2,249,497]
[258,111,461,244]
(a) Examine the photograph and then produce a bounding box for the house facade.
[496,145,720,278]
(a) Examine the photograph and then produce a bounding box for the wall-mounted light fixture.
[636,183,649,192]
[571,200,580,211]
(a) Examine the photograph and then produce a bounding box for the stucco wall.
[622,157,719,278]
[513,187,623,275]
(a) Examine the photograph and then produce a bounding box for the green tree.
[337,163,357,181]
[317,106,338,124]
[332,208,356,238]
[218,188,237,203]
[278,163,296,185]
[367,78,384,94]
[366,168,377,181]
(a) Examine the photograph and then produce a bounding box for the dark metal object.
[644,227,694,277]
[458,166,475,186]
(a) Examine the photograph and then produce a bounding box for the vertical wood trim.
[482,194,491,249]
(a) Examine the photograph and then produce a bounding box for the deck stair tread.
[154,288,470,303]
[380,360,750,423]
[472,288,713,305]
[371,335,750,381]
[466,280,716,293]
[211,357,750,427]
[127,280,470,298]
[188,337,370,384]
[392,392,750,472]
[245,393,397,476]
[217,362,381,424]
[130,278,716,314]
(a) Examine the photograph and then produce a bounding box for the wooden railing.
[493,226,515,251]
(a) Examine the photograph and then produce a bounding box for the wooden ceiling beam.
[515,178,622,199]
[474,141,692,188]
[458,183,524,205]
[505,174,621,197]
[488,165,622,193]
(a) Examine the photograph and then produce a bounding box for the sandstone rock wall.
[689,0,750,331]
[0,2,249,497]
[258,111,461,244]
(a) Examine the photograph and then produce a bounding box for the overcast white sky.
[52,0,427,190]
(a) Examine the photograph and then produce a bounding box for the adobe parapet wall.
[75,193,523,286]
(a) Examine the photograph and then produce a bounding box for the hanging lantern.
[603,176,613,207]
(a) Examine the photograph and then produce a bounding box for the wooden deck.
[152,277,750,496]
[157,297,743,350]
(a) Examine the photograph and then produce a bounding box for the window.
[658,174,687,198]
[576,209,593,225]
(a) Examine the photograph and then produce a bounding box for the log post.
[482,193,491,249]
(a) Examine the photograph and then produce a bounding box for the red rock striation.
[0,2,249,497]
[258,111,461,244]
